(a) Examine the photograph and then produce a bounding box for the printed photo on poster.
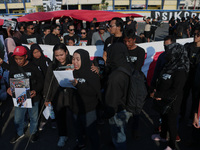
[10,78,32,108]
[2,20,17,31]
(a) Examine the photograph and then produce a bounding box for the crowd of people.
[0,15,200,150]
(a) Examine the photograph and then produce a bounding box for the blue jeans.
[14,101,39,136]
[109,110,132,150]
[73,110,99,150]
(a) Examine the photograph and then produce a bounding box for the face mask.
[164,44,172,62]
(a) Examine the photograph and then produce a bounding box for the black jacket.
[154,70,187,113]
[43,63,72,110]
[44,33,60,45]
[20,33,42,44]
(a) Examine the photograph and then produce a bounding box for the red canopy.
[17,10,143,22]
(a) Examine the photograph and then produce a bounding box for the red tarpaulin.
[17,10,143,22]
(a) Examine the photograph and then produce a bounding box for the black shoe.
[10,134,25,144]
[30,132,39,143]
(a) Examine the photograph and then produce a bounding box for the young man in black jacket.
[20,22,42,45]
[3,46,43,143]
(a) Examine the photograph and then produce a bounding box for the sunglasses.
[69,29,75,31]
[29,27,35,30]
[109,24,116,28]
[56,28,61,31]
[81,32,86,34]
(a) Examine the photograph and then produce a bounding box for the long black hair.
[52,43,72,69]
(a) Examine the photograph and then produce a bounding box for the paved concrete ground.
[0,23,199,150]
[0,95,199,150]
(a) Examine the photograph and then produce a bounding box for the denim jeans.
[109,110,132,150]
[73,110,99,150]
[14,101,39,136]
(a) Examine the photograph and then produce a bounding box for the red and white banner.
[25,37,193,86]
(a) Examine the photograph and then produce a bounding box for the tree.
[101,0,109,10]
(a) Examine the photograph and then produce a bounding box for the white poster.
[10,78,32,108]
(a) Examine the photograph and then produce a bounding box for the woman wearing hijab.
[151,36,189,150]
[70,49,101,150]
[30,44,51,77]
[43,43,72,147]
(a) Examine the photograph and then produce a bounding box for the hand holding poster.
[10,78,32,108]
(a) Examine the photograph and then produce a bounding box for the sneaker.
[57,136,68,147]
[31,132,39,143]
[39,122,46,131]
[10,134,25,144]
[176,135,181,142]
[151,134,168,142]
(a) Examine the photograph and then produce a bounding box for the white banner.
[25,37,193,85]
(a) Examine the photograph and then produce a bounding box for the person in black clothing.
[69,49,101,150]
[44,24,61,45]
[123,29,145,139]
[181,27,200,121]
[151,17,158,40]
[64,24,80,46]
[79,28,91,46]
[125,17,137,34]
[105,43,132,150]
[20,22,42,45]
[176,17,190,38]
[41,26,51,44]
[124,29,145,71]
[30,44,51,77]
[30,44,52,131]
[151,36,189,150]
[62,17,74,35]
[87,24,96,40]
[168,16,175,36]
[2,46,43,143]
[103,17,124,62]
[43,43,72,147]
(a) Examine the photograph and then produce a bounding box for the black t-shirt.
[64,34,80,45]
[178,22,189,35]
[127,46,145,71]
[20,33,42,44]
[104,35,124,52]
[125,20,137,32]
[44,33,60,45]
[9,61,44,103]
[79,37,91,46]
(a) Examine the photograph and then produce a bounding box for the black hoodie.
[30,44,51,77]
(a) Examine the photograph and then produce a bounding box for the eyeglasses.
[56,28,61,31]
[109,24,116,28]
[69,29,75,31]
[81,32,86,34]
[29,27,34,30]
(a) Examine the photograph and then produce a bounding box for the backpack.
[117,67,148,115]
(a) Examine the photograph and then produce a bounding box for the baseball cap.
[12,46,27,56]
[99,22,106,30]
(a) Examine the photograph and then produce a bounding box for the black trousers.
[160,111,178,149]
[54,106,68,136]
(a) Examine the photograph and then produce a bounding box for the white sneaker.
[39,122,46,131]
[57,136,68,147]
[164,146,173,150]
[151,134,167,142]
